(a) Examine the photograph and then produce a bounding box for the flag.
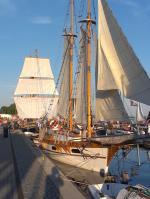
[130,100,138,107]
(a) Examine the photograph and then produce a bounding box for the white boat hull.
[43,143,109,173]
[88,183,127,199]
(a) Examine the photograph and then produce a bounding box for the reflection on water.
[109,147,150,188]
[51,159,104,185]
[46,148,150,188]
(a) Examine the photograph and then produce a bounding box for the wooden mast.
[69,0,74,131]
[87,0,92,137]
[80,0,95,137]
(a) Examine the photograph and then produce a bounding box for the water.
[47,147,150,188]
[109,147,150,188]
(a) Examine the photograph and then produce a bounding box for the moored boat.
[39,0,150,175]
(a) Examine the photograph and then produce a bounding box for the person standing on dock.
[2,118,9,138]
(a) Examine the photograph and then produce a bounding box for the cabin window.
[52,146,56,150]
[72,149,80,154]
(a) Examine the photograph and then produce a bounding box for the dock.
[0,127,86,199]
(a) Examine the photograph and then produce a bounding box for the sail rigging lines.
[45,34,70,118]
[45,1,97,121]
[46,0,78,124]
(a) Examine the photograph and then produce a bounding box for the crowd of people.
[95,120,150,135]
[0,115,21,132]
[1,114,150,137]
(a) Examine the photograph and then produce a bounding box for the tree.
[0,103,17,115]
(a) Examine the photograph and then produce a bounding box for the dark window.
[52,146,56,150]
[72,149,80,154]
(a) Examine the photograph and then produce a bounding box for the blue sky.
[0,0,150,107]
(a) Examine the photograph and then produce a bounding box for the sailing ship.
[14,55,58,120]
[39,0,150,174]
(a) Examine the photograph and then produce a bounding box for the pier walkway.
[0,127,85,199]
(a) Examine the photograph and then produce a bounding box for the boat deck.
[0,127,85,199]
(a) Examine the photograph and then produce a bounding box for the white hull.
[43,143,109,173]
[88,183,127,199]
[116,184,150,199]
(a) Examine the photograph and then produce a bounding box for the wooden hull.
[40,132,147,173]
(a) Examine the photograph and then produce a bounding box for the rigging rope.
[41,0,73,121]
[44,34,70,120]
[74,0,78,34]
[92,0,97,21]
[63,1,70,32]
[78,0,85,18]
[42,0,82,122]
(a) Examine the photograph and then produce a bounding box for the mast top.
[79,0,96,25]
[70,0,74,34]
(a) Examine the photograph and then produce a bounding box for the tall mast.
[87,0,92,137]
[69,0,74,131]
[79,0,95,137]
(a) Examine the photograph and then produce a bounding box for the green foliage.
[0,103,17,115]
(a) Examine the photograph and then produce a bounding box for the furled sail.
[57,35,70,119]
[14,57,58,119]
[75,28,87,125]
[97,0,150,106]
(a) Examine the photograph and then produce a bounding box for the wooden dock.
[0,127,85,199]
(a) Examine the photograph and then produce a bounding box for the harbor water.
[46,147,150,188]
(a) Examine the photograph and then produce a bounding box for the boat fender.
[106,184,110,190]
[121,171,129,184]
[100,169,105,177]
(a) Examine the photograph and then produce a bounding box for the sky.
[0,0,150,107]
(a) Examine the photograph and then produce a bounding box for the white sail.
[97,0,150,106]
[97,44,117,90]
[136,103,145,122]
[14,57,58,119]
[20,57,54,78]
[57,36,70,119]
[15,79,55,95]
[75,28,87,125]
[96,25,129,121]
[14,96,58,119]
[96,90,129,121]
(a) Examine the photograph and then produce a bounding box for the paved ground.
[0,127,18,199]
[11,132,62,199]
[0,127,85,199]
